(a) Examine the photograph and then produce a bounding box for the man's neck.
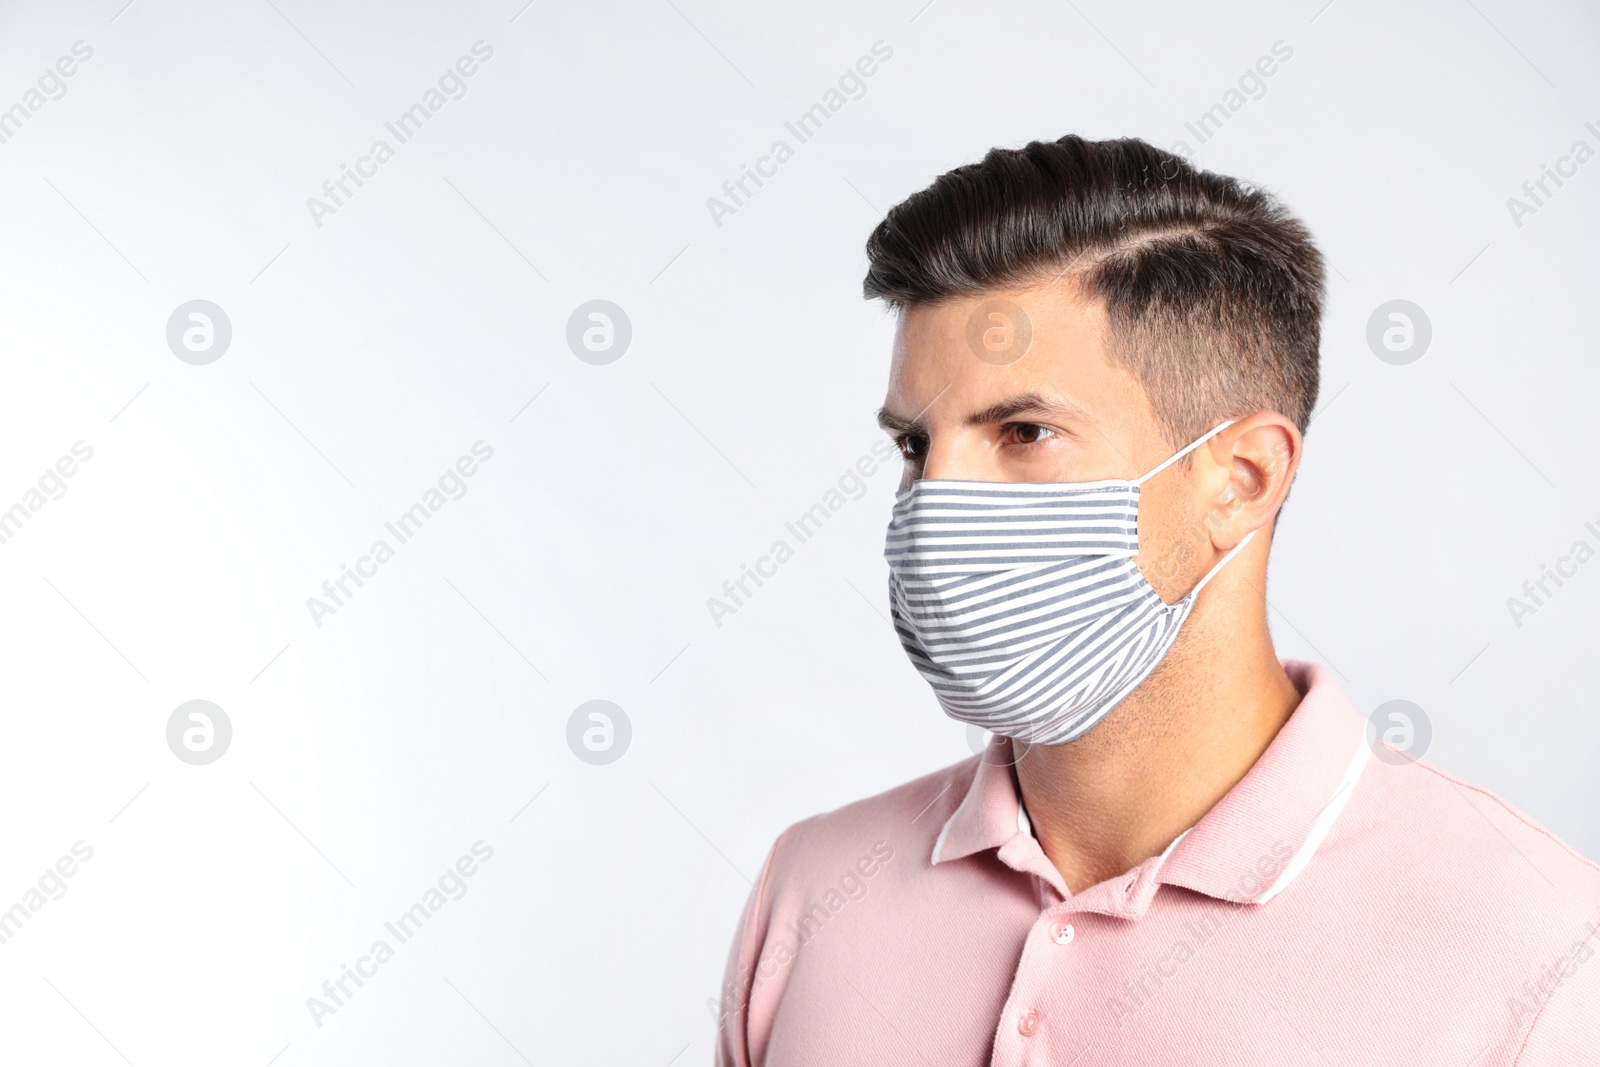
[1011,588,1302,895]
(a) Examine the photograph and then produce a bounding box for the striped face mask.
[885,421,1256,746]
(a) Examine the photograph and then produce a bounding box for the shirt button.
[1018,1011,1040,1037]
[1050,921,1075,945]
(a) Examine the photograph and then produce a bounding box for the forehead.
[886,284,1145,423]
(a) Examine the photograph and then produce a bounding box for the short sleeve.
[715,832,784,1067]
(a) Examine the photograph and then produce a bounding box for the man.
[715,136,1600,1065]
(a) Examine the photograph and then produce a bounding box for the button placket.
[997,907,1084,1056]
[1006,911,1078,1045]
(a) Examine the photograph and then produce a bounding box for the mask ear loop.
[1132,419,1237,486]
[1131,419,1256,599]
[1189,527,1258,600]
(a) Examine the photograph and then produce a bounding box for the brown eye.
[897,434,929,459]
[1008,423,1057,446]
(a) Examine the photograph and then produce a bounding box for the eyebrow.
[876,391,1088,435]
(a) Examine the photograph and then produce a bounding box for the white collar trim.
[931,722,1371,904]
[1252,726,1370,904]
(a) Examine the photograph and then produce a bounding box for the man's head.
[866,135,1324,603]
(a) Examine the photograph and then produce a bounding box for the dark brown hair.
[862,135,1325,447]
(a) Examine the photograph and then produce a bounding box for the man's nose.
[920,436,998,482]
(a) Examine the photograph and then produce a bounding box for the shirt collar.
[930,660,1369,912]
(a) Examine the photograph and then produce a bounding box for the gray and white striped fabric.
[885,478,1192,745]
[883,421,1258,747]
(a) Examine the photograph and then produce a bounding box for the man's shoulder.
[1352,749,1600,914]
[762,756,979,891]
[1344,755,1600,1052]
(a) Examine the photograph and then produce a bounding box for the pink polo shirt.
[716,661,1600,1066]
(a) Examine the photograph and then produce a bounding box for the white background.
[1,0,1596,1063]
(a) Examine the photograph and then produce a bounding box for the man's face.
[880,283,1178,485]
[879,283,1215,602]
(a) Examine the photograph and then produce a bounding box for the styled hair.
[862,135,1325,447]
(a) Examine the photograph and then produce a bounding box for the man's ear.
[1201,413,1300,551]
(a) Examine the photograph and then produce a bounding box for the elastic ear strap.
[1134,420,1237,486]
[1191,527,1258,600]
